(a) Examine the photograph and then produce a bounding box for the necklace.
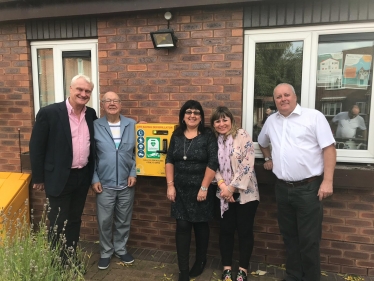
[183,137,194,160]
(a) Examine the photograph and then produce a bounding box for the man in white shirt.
[332,104,367,139]
[258,83,336,281]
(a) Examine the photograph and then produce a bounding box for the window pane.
[37,49,55,108]
[63,51,92,107]
[253,41,303,141]
[316,38,374,150]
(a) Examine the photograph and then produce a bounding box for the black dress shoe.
[189,259,207,277]
[178,269,189,281]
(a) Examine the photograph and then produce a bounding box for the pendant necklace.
[183,137,194,160]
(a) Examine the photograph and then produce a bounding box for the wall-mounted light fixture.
[150,12,178,49]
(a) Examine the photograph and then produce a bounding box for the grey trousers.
[96,187,135,258]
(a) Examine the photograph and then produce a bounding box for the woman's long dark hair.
[174,100,206,136]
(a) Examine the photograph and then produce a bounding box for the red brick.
[202,85,223,92]
[127,64,147,71]
[323,216,345,224]
[231,28,243,36]
[98,43,117,50]
[341,266,368,276]
[361,228,374,235]
[359,244,374,252]
[160,116,179,123]
[345,235,371,243]
[191,46,212,54]
[320,263,341,273]
[329,257,355,266]
[213,78,231,84]
[346,219,372,227]
[117,42,137,49]
[138,26,158,33]
[170,88,194,97]
[359,211,374,219]
[231,45,243,53]
[189,93,212,101]
[181,71,200,77]
[202,54,224,61]
[127,19,147,26]
[97,28,116,36]
[138,41,154,49]
[149,92,171,100]
[148,64,168,71]
[321,232,344,240]
[266,256,287,265]
[117,27,137,34]
[191,78,213,85]
[344,251,370,260]
[331,209,358,218]
[191,30,213,38]
[192,14,214,22]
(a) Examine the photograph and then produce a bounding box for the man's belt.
[277,176,321,187]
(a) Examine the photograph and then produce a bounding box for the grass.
[0,199,90,281]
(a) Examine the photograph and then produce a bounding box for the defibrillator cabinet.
[135,123,177,177]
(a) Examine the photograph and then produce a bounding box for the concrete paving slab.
[81,241,369,281]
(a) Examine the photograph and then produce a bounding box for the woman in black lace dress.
[165,100,218,281]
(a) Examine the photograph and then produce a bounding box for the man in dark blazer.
[29,74,97,253]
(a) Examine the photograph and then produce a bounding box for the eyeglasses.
[185,110,201,116]
[102,99,121,104]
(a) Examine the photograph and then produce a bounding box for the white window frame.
[243,23,374,163]
[322,102,343,116]
[356,102,367,115]
[31,39,99,116]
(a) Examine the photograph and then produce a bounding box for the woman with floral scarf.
[210,106,260,281]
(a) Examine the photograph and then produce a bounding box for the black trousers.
[275,178,323,281]
[175,219,210,271]
[47,165,90,252]
[219,200,259,269]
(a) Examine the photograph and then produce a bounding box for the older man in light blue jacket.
[92,91,137,270]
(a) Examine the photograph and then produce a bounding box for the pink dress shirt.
[66,99,90,168]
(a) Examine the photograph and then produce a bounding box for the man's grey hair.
[273,83,296,95]
[71,74,94,89]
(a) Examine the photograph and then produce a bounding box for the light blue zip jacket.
[92,115,136,186]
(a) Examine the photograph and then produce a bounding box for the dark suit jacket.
[29,101,97,197]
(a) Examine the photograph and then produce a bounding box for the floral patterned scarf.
[217,134,233,217]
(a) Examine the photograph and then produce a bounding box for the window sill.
[254,161,374,190]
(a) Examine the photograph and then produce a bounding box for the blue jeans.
[275,177,323,281]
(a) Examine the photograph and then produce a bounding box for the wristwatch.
[200,186,208,191]
[264,157,272,162]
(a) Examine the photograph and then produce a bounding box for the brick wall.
[0,22,33,172]
[97,7,244,124]
[252,185,374,276]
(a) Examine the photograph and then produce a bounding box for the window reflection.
[63,51,92,107]
[316,36,374,150]
[37,49,55,108]
[253,41,303,141]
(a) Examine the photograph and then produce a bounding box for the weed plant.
[0,199,89,281]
